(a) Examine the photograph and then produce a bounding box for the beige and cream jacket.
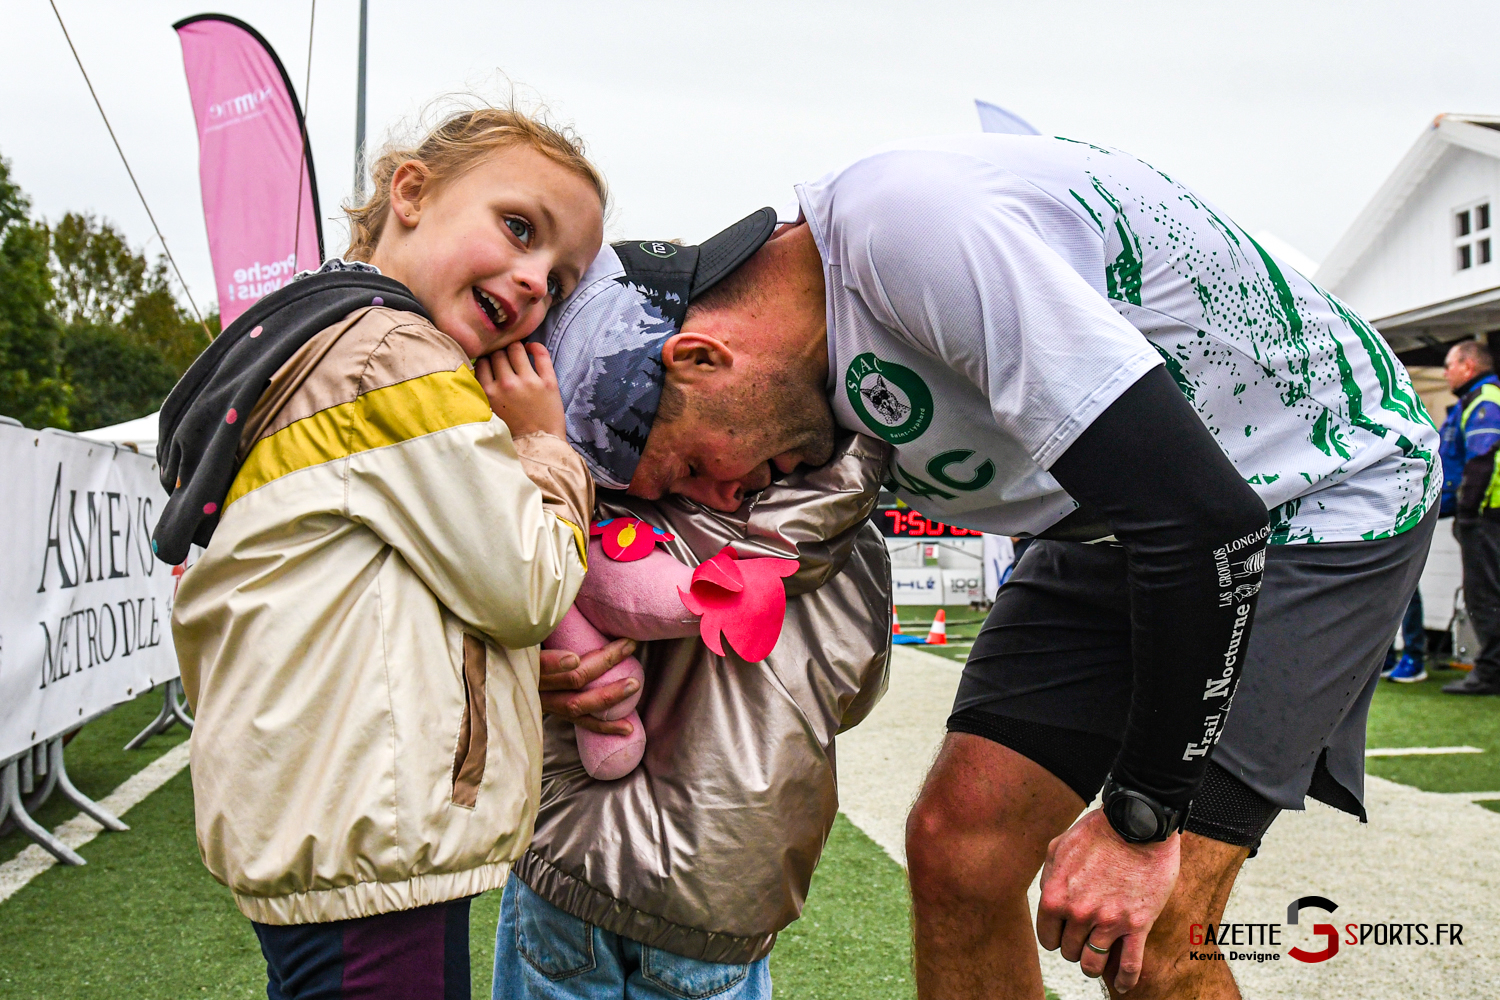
[173,306,591,925]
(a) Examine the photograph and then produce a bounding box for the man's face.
[1445,347,1478,393]
[626,221,833,511]
[628,379,836,512]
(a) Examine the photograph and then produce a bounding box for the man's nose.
[696,479,745,513]
[772,452,803,475]
[744,462,774,492]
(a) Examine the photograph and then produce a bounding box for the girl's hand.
[476,342,567,439]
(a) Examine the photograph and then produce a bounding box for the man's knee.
[905,787,994,892]
[906,791,1036,910]
[906,733,1080,903]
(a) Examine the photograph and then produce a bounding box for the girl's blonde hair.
[344,103,608,262]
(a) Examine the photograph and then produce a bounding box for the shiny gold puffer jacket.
[514,433,892,963]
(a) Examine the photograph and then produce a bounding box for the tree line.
[0,150,216,432]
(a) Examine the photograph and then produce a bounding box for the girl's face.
[371,145,604,358]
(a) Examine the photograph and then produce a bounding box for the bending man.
[561,133,1438,997]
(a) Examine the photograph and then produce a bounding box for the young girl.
[157,107,610,999]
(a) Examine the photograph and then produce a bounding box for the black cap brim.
[690,207,777,300]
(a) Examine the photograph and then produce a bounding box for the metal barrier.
[0,684,190,866]
[124,678,194,750]
[0,724,127,865]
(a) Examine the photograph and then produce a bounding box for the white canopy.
[77,410,160,457]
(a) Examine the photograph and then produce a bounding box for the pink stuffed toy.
[545,517,798,780]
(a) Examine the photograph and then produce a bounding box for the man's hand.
[539,639,638,735]
[476,342,567,439]
[1035,809,1181,993]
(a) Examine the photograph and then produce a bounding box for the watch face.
[1110,794,1163,842]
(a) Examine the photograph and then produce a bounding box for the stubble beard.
[756,365,836,470]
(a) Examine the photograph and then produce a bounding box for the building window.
[1456,200,1492,271]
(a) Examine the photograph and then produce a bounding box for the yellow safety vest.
[1461,382,1500,513]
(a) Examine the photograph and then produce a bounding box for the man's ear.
[661,332,734,384]
[388,161,430,229]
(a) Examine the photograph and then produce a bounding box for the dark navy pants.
[252,897,470,1000]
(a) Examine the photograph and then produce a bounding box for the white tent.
[77,410,160,457]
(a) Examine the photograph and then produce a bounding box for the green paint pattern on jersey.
[1151,343,1197,402]
[1245,235,1314,390]
[1066,142,1437,544]
[1310,408,1352,459]
[1320,290,1434,431]
[1092,179,1143,306]
[1245,233,1435,538]
[1070,189,1105,232]
[1269,497,1314,544]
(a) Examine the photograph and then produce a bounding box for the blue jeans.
[492,875,770,1000]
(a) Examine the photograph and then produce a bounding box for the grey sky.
[6,0,1499,315]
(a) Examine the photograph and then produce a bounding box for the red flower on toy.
[591,518,675,562]
[678,546,799,662]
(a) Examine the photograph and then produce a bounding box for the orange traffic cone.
[926,609,948,645]
[892,604,902,635]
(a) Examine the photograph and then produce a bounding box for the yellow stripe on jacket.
[226,365,492,509]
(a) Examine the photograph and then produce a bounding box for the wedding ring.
[1085,940,1112,955]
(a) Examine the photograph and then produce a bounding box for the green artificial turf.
[15,657,1493,998]
[1365,664,1500,793]
[892,615,1500,794]
[772,815,915,999]
[0,766,265,998]
[472,888,502,995]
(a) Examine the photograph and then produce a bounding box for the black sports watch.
[1100,777,1189,844]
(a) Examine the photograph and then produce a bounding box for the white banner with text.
[0,425,180,760]
[891,568,992,605]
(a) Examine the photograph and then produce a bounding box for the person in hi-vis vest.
[1440,339,1500,695]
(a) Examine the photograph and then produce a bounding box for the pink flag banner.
[175,14,323,327]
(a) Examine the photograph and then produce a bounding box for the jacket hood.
[153,270,427,564]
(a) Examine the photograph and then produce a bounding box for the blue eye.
[506,217,533,244]
[547,275,562,299]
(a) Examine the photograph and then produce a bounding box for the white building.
[1322,113,1500,354]
[1321,113,1500,633]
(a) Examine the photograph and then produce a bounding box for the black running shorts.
[949,507,1436,849]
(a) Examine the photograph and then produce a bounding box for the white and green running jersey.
[796,134,1439,544]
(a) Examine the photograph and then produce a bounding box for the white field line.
[0,742,190,904]
[1366,745,1484,756]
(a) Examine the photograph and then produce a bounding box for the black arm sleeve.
[1457,452,1495,518]
[1047,366,1270,810]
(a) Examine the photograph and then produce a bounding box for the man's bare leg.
[909,732,1258,1000]
[1103,833,1250,1000]
[906,732,1082,1000]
